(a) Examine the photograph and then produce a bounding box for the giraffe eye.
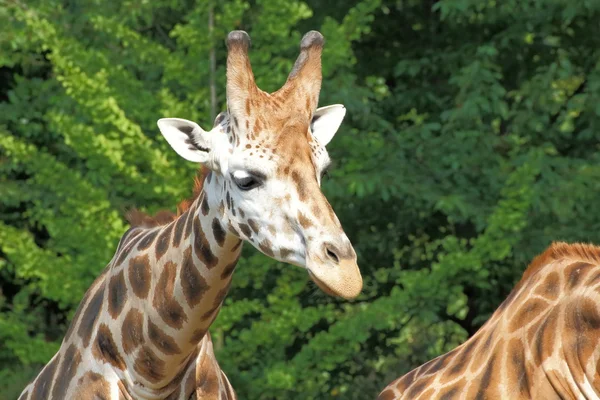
[233,175,261,191]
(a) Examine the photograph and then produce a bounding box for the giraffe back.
[378,242,600,400]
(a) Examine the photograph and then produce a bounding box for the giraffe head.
[157,31,362,299]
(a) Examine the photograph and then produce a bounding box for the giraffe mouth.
[306,262,362,300]
[307,270,338,297]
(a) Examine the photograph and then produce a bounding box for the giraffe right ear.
[311,104,346,146]
[157,118,212,163]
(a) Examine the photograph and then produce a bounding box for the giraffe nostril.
[324,244,340,264]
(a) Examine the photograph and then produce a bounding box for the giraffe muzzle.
[307,244,362,299]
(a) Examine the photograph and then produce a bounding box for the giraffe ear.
[311,104,346,146]
[157,118,211,163]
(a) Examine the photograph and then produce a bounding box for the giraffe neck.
[114,175,242,393]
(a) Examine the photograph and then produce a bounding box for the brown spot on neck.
[129,254,151,299]
[193,218,219,268]
[92,323,126,370]
[77,285,105,348]
[122,308,144,354]
[155,222,174,260]
[220,260,238,280]
[148,319,182,355]
[181,247,209,308]
[153,261,187,329]
[212,218,226,247]
[51,344,82,399]
[134,345,166,384]
[114,228,144,266]
[172,210,189,247]
[108,270,127,319]
[31,354,60,399]
[137,229,159,251]
[72,371,111,399]
[64,269,107,343]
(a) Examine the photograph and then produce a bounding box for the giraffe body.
[378,242,600,400]
[20,30,362,399]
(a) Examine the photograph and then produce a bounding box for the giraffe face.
[158,104,362,299]
[157,30,362,299]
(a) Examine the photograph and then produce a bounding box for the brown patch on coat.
[193,218,219,268]
[212,218,226,247]
[247,218,259,234]
[220,260,238,280]
[172,210,189,247]
[31,354,60,399]
[231,239,243,252]
[121,308,144,354]
[508,298,547,333]
[196,347,221,398]
[114,228,144,266]
[51,344,82,399]
[64,269,107,343]
[155,222,174,260]
[148,318,181,355]
[134,345,166,384]
[78,285,105,348]
[377,389,396,400]
[181,247,210,308]
[189,328,207,344]
[184,207,195,240]
[297,212,313,229]
[200,195,210,216]
[108,270,127,319]
[238,223,252,238]
[72,371,111,400]
[533,271,560,301]
[153,261,188,329]
[564,261,594,290]
[137,229,159,251]
[507,338,530,397]
[165,385,181,400]
[93,323,126,370]
[290,170,308,202]
[259,239,274,257]
[128,254,151,299]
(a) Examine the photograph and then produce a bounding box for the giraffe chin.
[307,262,363,300]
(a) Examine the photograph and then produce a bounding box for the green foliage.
[2,0,600,399]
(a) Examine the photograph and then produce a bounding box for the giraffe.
[19,30,363,400]
[377,241,600,400]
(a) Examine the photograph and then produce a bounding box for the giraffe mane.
[126,168,209,228]
[515,241,600,289]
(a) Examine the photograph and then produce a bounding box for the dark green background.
[2,0,600,398]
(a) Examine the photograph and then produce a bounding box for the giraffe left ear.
[311,104,346,146]
[157,118,212,164]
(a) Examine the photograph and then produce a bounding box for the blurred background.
[2,0,600,398]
